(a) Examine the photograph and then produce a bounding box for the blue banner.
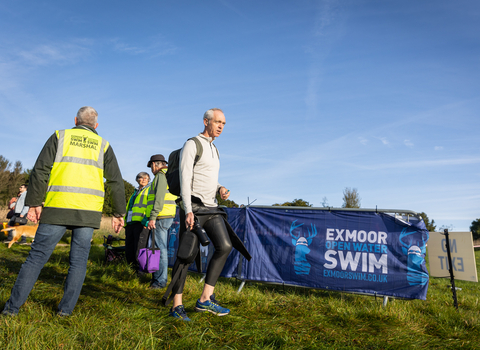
[167,206,429,300]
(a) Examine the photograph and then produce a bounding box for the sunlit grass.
[1,222,480,349]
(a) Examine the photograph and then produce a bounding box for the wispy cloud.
[17,40,93,66]
[359,137,368,145]
[434,146,443,151]
[351,157,480,171]
[111,36,176,57]
[379,137,389,146]
[404,139,414,147]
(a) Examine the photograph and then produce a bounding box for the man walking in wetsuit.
[169,108,250,321]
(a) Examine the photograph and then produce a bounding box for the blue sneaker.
[195,294,230,316]
[169,305,191,321]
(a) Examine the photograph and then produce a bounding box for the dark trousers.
[124,222,144,268]
[171,207,232,294]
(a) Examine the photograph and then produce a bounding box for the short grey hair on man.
[76,106,98,127]
[203,108,224,123]
[135,172,150,181]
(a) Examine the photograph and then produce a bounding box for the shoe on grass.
[195,294,230,316]
[149,283,166,290]
[16,236,28,245]
[169,305,191,321]
[1,309,17,317]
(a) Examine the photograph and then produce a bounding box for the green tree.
[103,180,135,216]
[272,199,313,207]
[321,197,329,208]
[342,187,361,208]
[0,156,29,206]
[216,194,239,208]
[418,212,436,232]
[470,218,480,241]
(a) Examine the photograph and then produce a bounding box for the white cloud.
[17,40,92,66]
[379,137,389,146]
[434,146,443,151]
[111,36,176,57]
[351,157,480,171]
[359,137,368,145]
[404,139,414,147]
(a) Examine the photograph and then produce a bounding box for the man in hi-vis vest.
[2,106,126,317]
[144,154,177,289]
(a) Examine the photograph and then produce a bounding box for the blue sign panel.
[167,207,429,300]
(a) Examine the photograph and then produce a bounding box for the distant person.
[124,172,150,271]
[143,154,177,289]
[2,106,126,317]
[6,184,30,244]
[6,196,17,219]
[7,184,29,224]
[166,108,251,321]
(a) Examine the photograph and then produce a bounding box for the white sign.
[427,231,478,282]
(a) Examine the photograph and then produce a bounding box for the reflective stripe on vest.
[44,128,109,212]
[128,185,150,222]
[146,170,177,218]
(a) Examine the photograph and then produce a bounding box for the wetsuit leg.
[170,208,188,294]
[203,215,232,287]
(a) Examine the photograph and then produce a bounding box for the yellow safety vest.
[44,128,109,212]
[146,169,177,218]
[125,185,150,223]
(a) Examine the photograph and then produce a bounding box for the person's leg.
[131,223,143,267]
[57,226,94,315]
[2,224,66,315]
[151,217,173,288]
[124,224,135,265]
[194,216,232,316]
[202,216,232,296]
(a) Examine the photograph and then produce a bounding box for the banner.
[167,206,429,300]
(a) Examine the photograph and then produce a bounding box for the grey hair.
[153,161,166,167]
[135,172,150,181]
[203,108,223,122]
[76,106,98,127]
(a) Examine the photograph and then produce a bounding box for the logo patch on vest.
[70,135,98,150]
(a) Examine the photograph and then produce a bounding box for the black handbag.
[11,216,28,225]
[177,230,199,263]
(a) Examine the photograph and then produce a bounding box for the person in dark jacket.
[2,106,126,317]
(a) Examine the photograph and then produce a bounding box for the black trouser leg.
[125,223,143,267]
[203,216,232,287]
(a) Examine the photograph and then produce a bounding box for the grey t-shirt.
[179,134,221,214]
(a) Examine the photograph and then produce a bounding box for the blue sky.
[0,1,479,231]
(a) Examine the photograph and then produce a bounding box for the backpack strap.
[189,137,203,166]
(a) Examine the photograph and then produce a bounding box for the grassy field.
[1,216,480,349]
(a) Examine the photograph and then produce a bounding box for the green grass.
[1,233,480,350]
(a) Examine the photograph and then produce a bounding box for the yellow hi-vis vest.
[125,185,150,223]
[44,128,109,213]
[146,169,177,219]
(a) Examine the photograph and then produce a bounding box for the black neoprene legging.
[172,209,233,294]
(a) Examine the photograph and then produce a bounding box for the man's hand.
[185,212,194,230]
[27,206,42,223]
[112,217,124,234]
[147,219,156,230]
[219,187,230,200]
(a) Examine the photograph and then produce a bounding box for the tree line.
[2,155,479,240]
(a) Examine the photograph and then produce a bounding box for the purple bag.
[137,230,160,273]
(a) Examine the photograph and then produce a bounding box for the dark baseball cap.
[147,154,167,167]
